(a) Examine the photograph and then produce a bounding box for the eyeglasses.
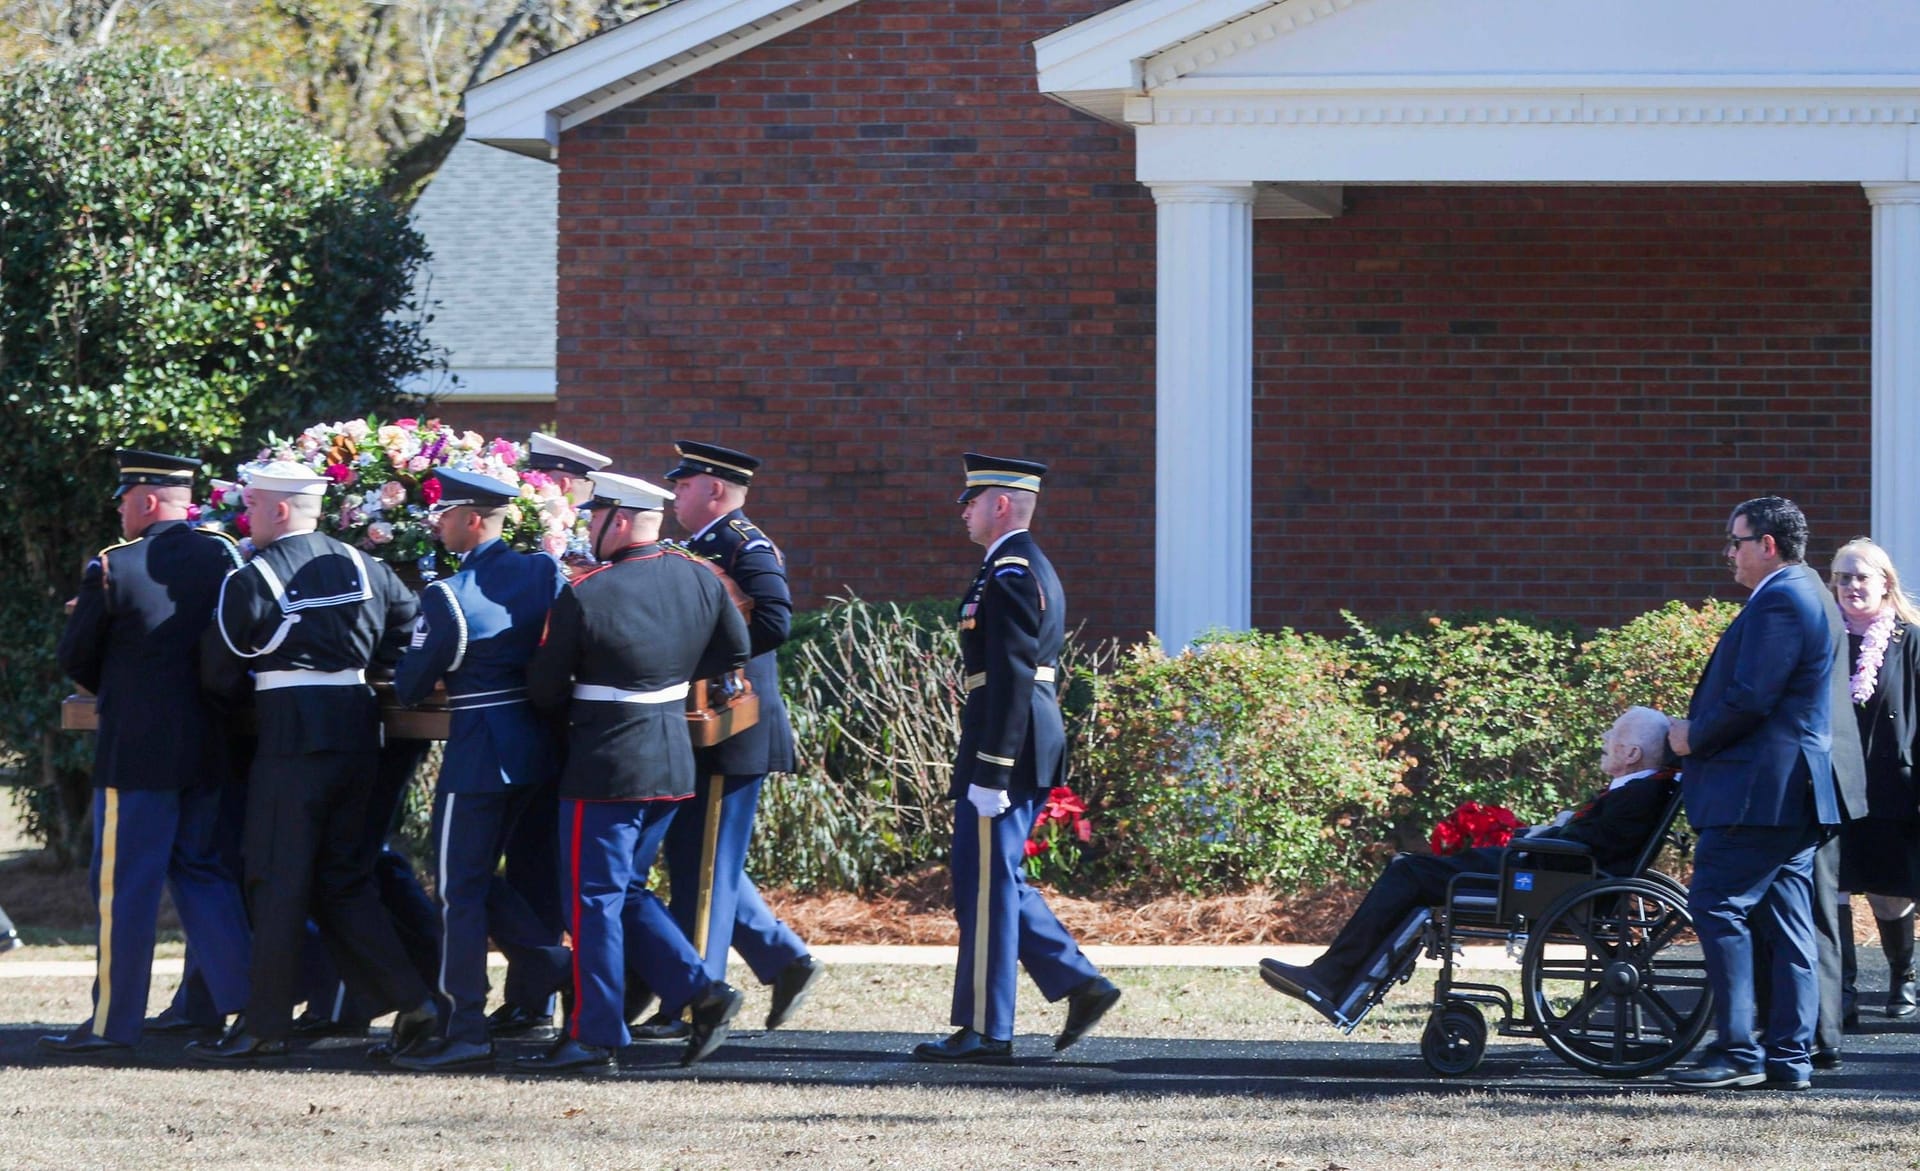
[1724,534,1766,551]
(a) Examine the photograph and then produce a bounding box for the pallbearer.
[387,468,572,1072]
[912,453,1120,1065]
[189,461,438,1064]
[41,450,253,1058]
[522,471,751,1072]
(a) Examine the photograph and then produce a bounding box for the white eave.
[465,0,863,160]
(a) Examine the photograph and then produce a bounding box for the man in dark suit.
[41,450,253,1058]
[1667,496,1842,1091]
[1259,705,1681,1020]
[911,453,1119,1065]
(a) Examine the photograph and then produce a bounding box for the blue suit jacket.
[394,539,567,794]
[1683,564,1842,829]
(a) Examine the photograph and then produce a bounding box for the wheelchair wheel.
[1521,876,1712,1078]
[1420,1002,1487,1077]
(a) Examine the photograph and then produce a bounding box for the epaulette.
[728,517,761,539]
[97,537,141,559]
[194,526,245,567]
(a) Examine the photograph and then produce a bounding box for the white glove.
[967,784,1011,819]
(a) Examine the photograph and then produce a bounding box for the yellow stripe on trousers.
[971,814,992,1036]
[693,776,724,959]
[91,789,119,1037]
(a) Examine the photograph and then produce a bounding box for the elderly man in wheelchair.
[1260,705,1706,1077]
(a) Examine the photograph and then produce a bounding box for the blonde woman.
[1831,538,1920,1020]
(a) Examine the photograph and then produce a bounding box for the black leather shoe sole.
[37,1034,132,1059]
[912,1042,1013,1065]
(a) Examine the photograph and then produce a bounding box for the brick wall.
[426,399,557,445]
[552,0,1871,640]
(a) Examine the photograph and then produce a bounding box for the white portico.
[1037,0,1920,649]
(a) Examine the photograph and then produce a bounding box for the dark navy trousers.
[86,784,251,1043]
[663,773,808,984]
[497,784,567,1013]
[1690,822,1822,1080]
[947,791,1100,1042]
[563,798,708,1049]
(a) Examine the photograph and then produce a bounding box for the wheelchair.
[1306,784,1711,1078]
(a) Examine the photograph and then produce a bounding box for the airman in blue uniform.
[41,450,254,1058]
[387,468,572,1072]
[913,453,1119,1065]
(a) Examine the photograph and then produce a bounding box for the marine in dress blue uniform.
[912,454,1119,1065]
[520,471,752,1073]
[386,468,571,1072]
[187,462,439,1064]
[626,441,817,1040]
[40,450,253,1058]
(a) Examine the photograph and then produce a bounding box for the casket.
[60,682,452,741]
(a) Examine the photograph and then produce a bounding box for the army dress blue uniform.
[393,526,571,1049]
[47,452,253,1051]
[524,472,751,1066]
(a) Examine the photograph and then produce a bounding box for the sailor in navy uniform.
[188,461,438,1064]
[385,468,572,1072]
[625,441,817,1041]
[913,454,1120,1065]
[40,450,253,1058]
[521,472,752,1073]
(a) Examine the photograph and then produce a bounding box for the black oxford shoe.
[392,1037,497,1073]
[683,982,743,1067]
[766,955,823,1031]
[912,1028,1013,1065]
[630,1008,690,1042]
[1812,1048,1842,1071]
[1669,1058,1765,1090]
[388,1000,440,1055]
[485,1003,553,1038]
[38,1030,131,1059]
[186,1030,288,1065]
[514,1036,614,1075]
[145,1006,221,1037]
[291,1010,369,1038]
[1055,976,1122,1051]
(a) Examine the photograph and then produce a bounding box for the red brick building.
[465,0,1920,644]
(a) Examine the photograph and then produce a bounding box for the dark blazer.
[393,538,567,795]
[951,529,1067,797]
[1684,564,1842,829]
[1851,620,1920,819]
[1807,565,1869,821]
[528,541,749,801]
[57,519,243,790]
[683,509,795,777]
[1531,769,1680,874]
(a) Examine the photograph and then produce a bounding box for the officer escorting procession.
[190,460,439,1064]
[628,441,820,1042]
[40,450,253,1058]
[386,467,573,1072]
[522,470,752,1073]
[913,453,1120,1065]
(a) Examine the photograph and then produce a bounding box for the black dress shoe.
[1056,975,1121,1051]
[291,1011,370,1038]
[144,1006,222,1037]
[514,1036,614,1074]
[1669,1059,1764,1089]
[38,1030,132,1059]
[912,1027,1012,1065]
[1258,958,1349,1025]
[630,1008,690,1042]
[766,955,822,1031]
[683,982,743,1067]
[391,1037,497,1073]
[1812,1048,1842,1071]
[186,1031,288,1065]
[486,1004,554,1038]
[388,1000,440,1055]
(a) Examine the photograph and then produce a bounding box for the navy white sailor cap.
[586,471,673,512]
[526,433,612,476]
[247,460,330,497]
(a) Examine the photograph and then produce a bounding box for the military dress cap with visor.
[665,441,760,487]
[113,449,200,499]
[428,467,520,513]
[957,453,1047,503]
[585,471,674,512]
[526,433,613,477]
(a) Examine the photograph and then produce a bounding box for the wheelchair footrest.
[1328,908,1432,1028]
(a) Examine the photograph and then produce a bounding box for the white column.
[1869,183,1920,578]
[1151,182,1255,650]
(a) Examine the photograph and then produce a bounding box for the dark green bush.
[1554,599,1740,781]
[1080,630,1412,895]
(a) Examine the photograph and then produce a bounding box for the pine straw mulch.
[761,865,1368,947]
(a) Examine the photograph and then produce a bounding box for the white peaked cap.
[248,460,330,496]
[528,433,613,473]
[588,471,673,511]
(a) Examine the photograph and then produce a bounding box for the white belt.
[964,666,1056,693]
[572,682,691,705]
[255,668,367,691]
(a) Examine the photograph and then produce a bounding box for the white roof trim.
[466,0,861,159]
[408,367,558,402]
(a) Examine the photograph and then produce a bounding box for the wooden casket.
[61,681,451,741]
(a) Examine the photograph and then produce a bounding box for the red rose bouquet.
[1428,801,1520,856]
[1024,785,1094,884]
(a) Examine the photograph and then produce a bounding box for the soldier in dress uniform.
[912,453,1120,1065]
[188,461,438,1063]
[522,471,751,1073]
[40,450,253,1058]
[386,468,572,1072]
[627,441,818,1042]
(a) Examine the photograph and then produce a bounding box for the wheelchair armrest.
[1507,836,1592,858]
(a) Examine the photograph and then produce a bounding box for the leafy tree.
[0,47,439,861]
